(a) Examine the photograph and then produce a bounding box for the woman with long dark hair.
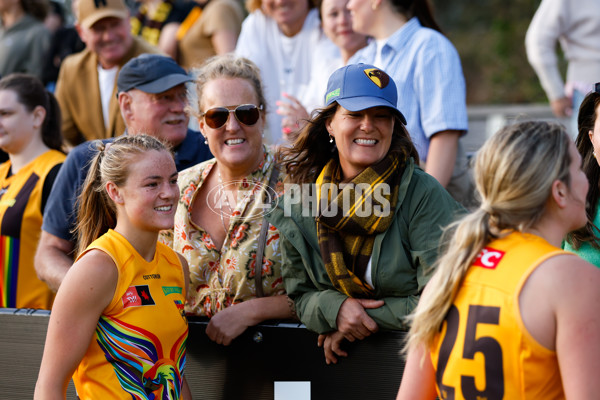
[267,64,462,364]
[564,84,600,267]
[0,73,64,309]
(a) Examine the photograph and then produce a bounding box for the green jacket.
[265,159,464,334]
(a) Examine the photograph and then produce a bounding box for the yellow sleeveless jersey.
[73,230,189,400]
[430,232,566,400]
[0,150,65,309]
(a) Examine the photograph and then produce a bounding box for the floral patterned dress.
[160,147,286,316]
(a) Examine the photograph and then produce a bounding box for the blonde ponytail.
[404,121,572,355]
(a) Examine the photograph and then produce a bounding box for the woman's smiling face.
[326,105,394,180]
[199,78,265,175]
[321,0,367,55]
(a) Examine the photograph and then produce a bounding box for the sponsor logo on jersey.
[0,198,16,207]
[174,299,186,320]
[122,285,155,308]
[174,299,184,311]
[473,247,505,269]
[162,286,183,296]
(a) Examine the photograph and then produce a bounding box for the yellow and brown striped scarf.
[316,153,404,298]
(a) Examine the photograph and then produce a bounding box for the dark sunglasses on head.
[595,82,600,94]
[201,104,263,129]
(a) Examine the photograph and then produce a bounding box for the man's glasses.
[201,104,263,129]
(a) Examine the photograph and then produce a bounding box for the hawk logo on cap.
[364,68,390,89]
[94,0,108,7]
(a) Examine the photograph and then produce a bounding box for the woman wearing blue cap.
[346,0,473,207]
[266,63,463,364]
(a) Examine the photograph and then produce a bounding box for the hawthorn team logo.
[364,68,390,89]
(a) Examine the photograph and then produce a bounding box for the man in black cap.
[35,54,211,291]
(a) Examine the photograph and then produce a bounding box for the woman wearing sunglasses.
[266,64,463,364]
[564,83,600,268]
[160,54,294,346]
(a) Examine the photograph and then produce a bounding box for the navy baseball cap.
[324,63,406,125]
[117,54,192,94]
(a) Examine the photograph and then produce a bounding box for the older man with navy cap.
[116,53,201,153]
[35,54,211,292]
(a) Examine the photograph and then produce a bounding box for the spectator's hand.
[277,93,309,141]
[206,306,252,346]
[550,97,573,118]
[317,331,348,365]
[336,298,384,341]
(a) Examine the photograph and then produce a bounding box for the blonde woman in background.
[160,55,293,347]
[397,121,600,400]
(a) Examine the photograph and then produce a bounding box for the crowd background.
[431,0,547,104]
[32,0,559,106]
[18,0,578,150]
[0,0,597,397]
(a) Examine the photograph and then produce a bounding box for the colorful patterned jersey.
[0,150,65,309]
[431,232,567,400]
[73,230,188,399]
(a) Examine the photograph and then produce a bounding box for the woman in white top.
[525,0,600,137]
[235,0,328,145]
[277,0,368,136]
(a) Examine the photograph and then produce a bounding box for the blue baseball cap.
[324,63,406,125]
[117,54,192,94]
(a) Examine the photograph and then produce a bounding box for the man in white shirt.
[526,0,600,136]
